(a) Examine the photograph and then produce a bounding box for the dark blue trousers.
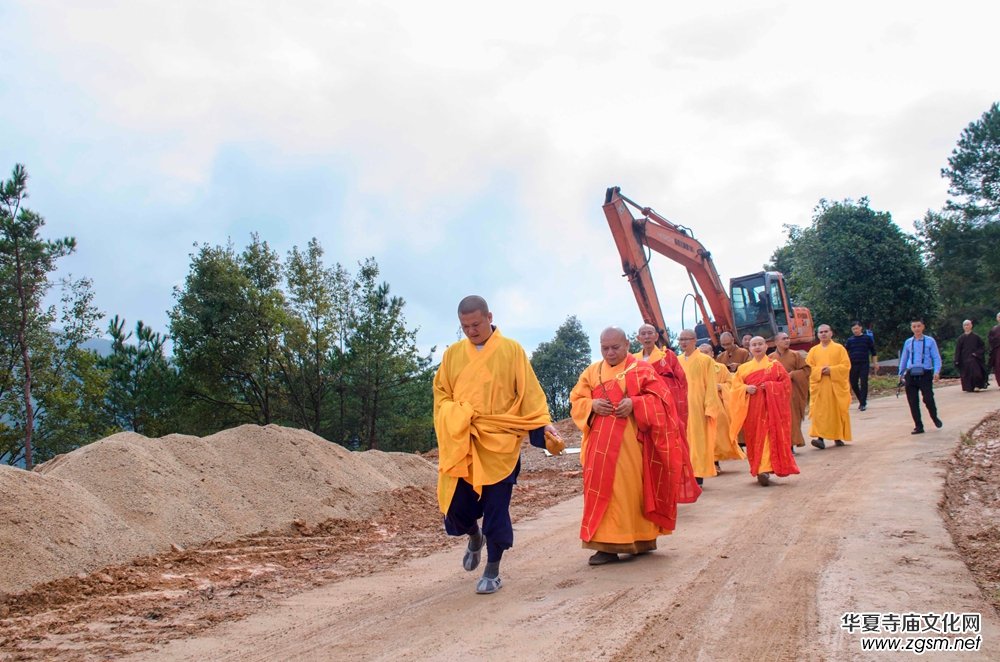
[444,459,520,562]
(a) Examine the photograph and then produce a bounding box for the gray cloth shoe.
[757,472,771,486]
[463,533,484,572]
[475,575,502,594]
[588,551,619,566]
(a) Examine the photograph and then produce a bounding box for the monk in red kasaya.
[571,327,700,566]
[729,336,800,487]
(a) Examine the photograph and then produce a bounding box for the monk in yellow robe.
[729,336,800,486]
[677,329,722,484]
[433,295,560,594]
[571,327,699,566]
[805,324,852,449]
[699,343,745,464]
[773,331,810,449]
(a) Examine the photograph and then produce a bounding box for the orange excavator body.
[603,187,816,350]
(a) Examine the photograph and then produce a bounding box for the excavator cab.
[730,271,814,349]
[730,272,787,341]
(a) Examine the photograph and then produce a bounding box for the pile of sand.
[0,425,435,594]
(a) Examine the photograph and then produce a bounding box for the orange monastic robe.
[805,341,853,442]
[678,350,723,478]
[711,361,745,461]
[774,348,810,447]
[729,357,800,477]
[571,355,699,554]
[433,329,551,514]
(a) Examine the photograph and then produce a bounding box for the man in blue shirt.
[898,318,943,434]
[844,321,878,411]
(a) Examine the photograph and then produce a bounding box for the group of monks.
[433,296,854,593]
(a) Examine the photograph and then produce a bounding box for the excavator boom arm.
[603,187,735,344]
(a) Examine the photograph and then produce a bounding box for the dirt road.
[133,384,1000,662]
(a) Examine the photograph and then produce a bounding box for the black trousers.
[904,373,938,430]
[443,459,520,562]
[849,363,869,406]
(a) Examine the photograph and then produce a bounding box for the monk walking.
[729,336,800,486]
[433,296,562,594]
[716,331,750,373]
[699,343,745,466]
[571,327,699,566]
[989,313,1000,387]
[955,320,988,392]
[677,329,723,484]
[805,324,852,449]
[634,323,689,438]
[772,331,810,450]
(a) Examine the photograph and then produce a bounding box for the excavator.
[603,186,816,350]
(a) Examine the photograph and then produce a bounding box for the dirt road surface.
[129,384,1000,662]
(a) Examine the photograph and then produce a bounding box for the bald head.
[457,295,489,316]
[749,335,767,358]
[637,323,658,351]
[600,327,629,366]
[817,324,833,345]
[677,328,697,356]
[457,296,493,345]
[775,331,790,352]
[697,342,713,356]
[720,331,735,350]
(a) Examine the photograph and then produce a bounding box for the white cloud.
[5,0,999,358]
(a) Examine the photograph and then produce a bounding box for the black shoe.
[589,551,619,566]
[859,404,867,411]
[756,472,771,487]
[911,428,925,435]
[811,438,825,450]
[834,440,845,447]
[932,417,943,429]
[695,477,704,486]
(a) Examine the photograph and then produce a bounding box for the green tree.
[278,238,349,433]
[770,198,937,352]
[1,277,111,465]
[0,164,76,468]
[942,102,1000,221]
[102,316,180,436]
[340,258,434,450]
[530,316,591,421]
[169,235,287,429]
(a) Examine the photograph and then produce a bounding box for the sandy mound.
[1,425,435,594]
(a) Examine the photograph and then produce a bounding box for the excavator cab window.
[731,275,772,339]
[768,276,789,332]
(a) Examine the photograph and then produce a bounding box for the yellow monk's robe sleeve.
[728,363,752,442]
[701,356,721,420]
[570,363,598,464]
[828,344,851,382]
[806,346,822,386]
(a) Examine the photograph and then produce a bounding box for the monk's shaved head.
[697,343,713,355]
[638,323,656,334]
[818,324,832,333]
[720,331,734,343]
[775,332,789,342]
[599,327,630,366]
[600,326,628,343]
[457,295,489,316]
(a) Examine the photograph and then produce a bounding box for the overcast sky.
[1,1,996,359]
